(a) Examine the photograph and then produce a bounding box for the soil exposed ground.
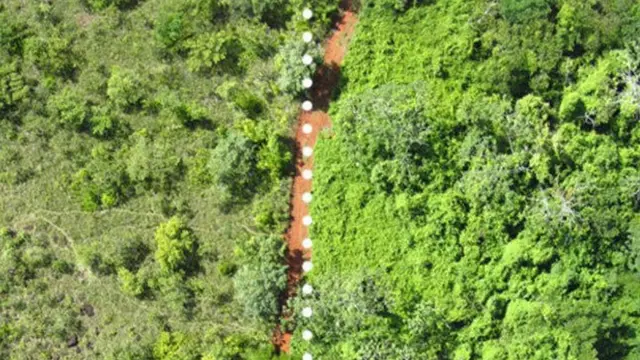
[273,0,358,354]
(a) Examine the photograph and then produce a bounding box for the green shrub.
[47,86,88,130]
[275,36,322,96]
[208,132,261,200]
[233,235,287,322]
[117,267,145,297]
[153,331,200,360]
[154,217,199,275]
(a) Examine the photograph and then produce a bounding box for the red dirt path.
[273,1,358,354]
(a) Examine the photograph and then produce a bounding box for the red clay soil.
[273,0,358,354]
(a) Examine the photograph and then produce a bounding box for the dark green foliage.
[155,12,185,51]
[234,235,288,323]
[0,60,28,116]
[227,0,292,28]
[0,9,28,56]
[253,180,292,233]
[208,131,261,201]
[85,0,143,11]
[500,0,551,24]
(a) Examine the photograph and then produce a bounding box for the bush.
[275,36,322,96]
[153,331,200,360]
[332,83,430,192]
[233,235,287,322]
[71,144,132,210]
[185,30,243,74]
[252,180,291,233]
[117,267,145,297]
[107,66,145,110]
[125,130,184,192]
[208,132,261,200]
[47,85,88,130]
[154,217,199,275]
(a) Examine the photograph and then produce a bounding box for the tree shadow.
[311,63,342,112]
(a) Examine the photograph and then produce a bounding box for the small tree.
[154,217,199,275]
[208,132,261,200]
[47,85,88,130]
[117,267,145,297]
[153,331,200,360]
[107,66,144,110]
[185,30,242,74]
[233,235,287,322]
[275,36,322,96]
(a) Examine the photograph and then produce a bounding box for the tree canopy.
[294,0,640,359]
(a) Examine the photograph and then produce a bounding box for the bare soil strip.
[273,0,358,354]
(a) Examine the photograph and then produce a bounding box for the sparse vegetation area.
[0,0,338,359]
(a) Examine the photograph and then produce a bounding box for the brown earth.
[273,0,358,354]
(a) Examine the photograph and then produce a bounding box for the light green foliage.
[22,27,78,79]
[185,30,242,74]
[275,37,322,95]
[118,267,145,297]
[307,0,640,358]
[47,85,89,130]
[152,331,200,360]
[257,135,293,182]
[559,51,624,126]
[89,105,119,137]
[0,60,28,114]
[154,217,198,275]
[107,66,145,109]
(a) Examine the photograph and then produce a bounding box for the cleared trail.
[273,0,358,354]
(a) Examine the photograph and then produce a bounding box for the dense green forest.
[0,0,338,359]
[293,0,640,359]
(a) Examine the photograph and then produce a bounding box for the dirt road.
[273,0,358,354]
